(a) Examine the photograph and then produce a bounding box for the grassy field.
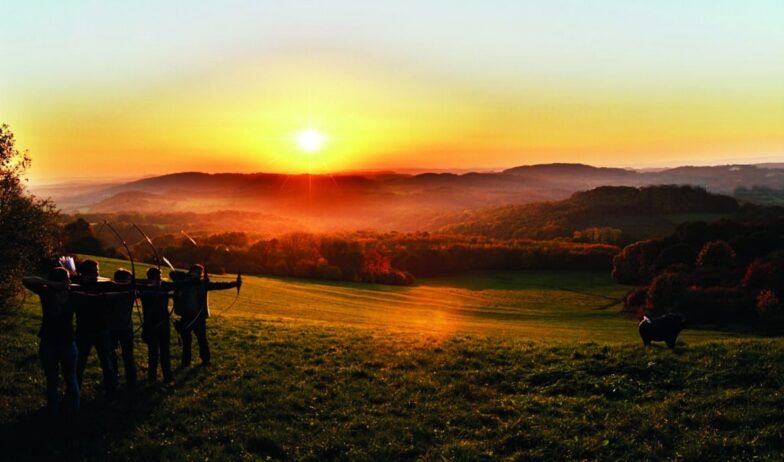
[1,256,782,460]
[86,256,743,344]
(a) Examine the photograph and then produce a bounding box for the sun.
[294,128,326,154]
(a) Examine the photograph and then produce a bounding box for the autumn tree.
[63,218,106,256]
[696,240,736,268]
[0,124,59,314]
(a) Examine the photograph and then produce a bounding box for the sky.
[2,1,783,183]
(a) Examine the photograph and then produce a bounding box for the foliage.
[622,286,647,315]
[652,243,695,273]
[742,260,777,292]
[0,124,59,314]
[441,185,739,242]
[683,287,755,323]
[615,216,784,327]
[62,218,106,256]
[98,230,619,285]
[611,239,668,284]
[645,272,688,316]
[757,289,782,321]
[696,240,736,268]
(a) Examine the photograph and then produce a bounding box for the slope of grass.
[91,255,742,344]
[2,305,783,461]
[2,256,780,460]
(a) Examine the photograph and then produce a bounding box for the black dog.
[639,313,688,348]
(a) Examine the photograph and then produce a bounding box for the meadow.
[1,256,781,460]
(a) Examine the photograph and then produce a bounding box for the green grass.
[1,256,782,460]
[87,255,742,344]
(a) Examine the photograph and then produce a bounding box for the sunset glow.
[295,129,326,154]
[1,1,782,182]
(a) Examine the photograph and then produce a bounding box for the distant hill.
[87,190,181,213]
[34,162,784,230]
[504,163,638,180]
[438,185,742,242]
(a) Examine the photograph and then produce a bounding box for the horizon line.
[26,159,784,188]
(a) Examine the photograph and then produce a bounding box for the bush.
[653,243,695,272]
[612,239,668,284]
[646,272,688,316]
[756,290,782,321]
[293,260,317,278]
[684,287,756,323]
[320,265,343,281]
[622,287,647,315]
[697,240,736,268]
[742,260,777,292]
[63,218,106,255]
[690,266,742,288]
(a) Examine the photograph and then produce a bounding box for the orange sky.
[3,2,783,183]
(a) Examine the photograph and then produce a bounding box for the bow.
[103,220,144,329]
[212,271,242,318]
[131,223,178,334]
[131,223,162,271]
[176,230,242,324]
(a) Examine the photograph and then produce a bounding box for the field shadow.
[689,321,782,338]
[0,382,170,460]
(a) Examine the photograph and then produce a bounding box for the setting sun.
[294,128,326,154]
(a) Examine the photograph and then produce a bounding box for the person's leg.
[75,336,91,388]
[147,329,159,381]
[95,331,118,393]
[60,341,80,416]
[38,341,60,416]
[181,320,193,367]
[160,323,173,381]
[194,317,210,365]
[109,330,120,383]
[120,330,137,386]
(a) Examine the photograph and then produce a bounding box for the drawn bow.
[102,220,144,328]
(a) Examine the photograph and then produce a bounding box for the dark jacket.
[70,280,133,336]
[170,274,237,319]
[24,285,75,344]
[140,281,177,326]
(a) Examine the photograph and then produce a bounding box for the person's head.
[48,267,71,286]
[188,264,204,280]
[78,259,99,283]
[147,267,161,282]
[113,268,133,283]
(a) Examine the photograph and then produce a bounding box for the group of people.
[23,259,241,418]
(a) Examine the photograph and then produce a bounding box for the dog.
[639,313,688,348]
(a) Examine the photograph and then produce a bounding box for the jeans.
[76,330,118,393]
[110,329,137,387]
[145,321,172,381]
[180,315,210,366]
[39,340,80,417]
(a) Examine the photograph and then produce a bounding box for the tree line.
[62,222,619,285]
[614,218,784,327]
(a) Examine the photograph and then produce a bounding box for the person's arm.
[205,280,240,291]
[104,290,137,302]
[71,290,136,301]
[167,278,199,290]
[139,288,174,297]
[22,276,68,293]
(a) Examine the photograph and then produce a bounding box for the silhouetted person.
[108,269,137,388]
[73,260,132,394]
[22,268,80,417]
[173,264,240,367]
[140,267,175,382]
